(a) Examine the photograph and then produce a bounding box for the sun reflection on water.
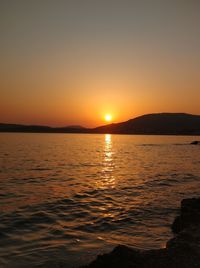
[96,134,116,189]
[105,134,111,143]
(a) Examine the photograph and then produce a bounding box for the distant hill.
[93,113,200,135]
[0,123,52,132]
[64,125,84,129]
[0,123,87,133]
[1,113,200,135]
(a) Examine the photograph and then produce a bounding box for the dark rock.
[172,198,200,234]
[171,215,181,233]
[81,198,200,268]
[190,141,200,145]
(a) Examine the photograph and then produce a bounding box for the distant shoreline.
[1,113,200,135]
[0,131,200,137]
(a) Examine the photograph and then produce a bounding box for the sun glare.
[105,114,112,122]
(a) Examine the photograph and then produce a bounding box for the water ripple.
[0,133,200,267]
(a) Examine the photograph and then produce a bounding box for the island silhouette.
[1,113,200,135]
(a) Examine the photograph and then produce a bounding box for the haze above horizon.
[1,1,200,127]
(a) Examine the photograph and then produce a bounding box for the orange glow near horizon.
[1,2,200,127]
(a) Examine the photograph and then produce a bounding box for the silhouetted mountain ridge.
[64,125,85,129]
[94,113,200,134]
[1,113,200,135]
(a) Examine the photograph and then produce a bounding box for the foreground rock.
[82,198,200,268]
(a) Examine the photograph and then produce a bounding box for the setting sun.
[105,114,112,122]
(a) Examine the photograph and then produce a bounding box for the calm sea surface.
[0,133,200,267]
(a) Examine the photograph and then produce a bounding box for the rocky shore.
[82,198,200,268]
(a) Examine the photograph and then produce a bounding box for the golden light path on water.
[96,134,116,189]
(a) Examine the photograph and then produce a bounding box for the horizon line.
[1,112,200,129]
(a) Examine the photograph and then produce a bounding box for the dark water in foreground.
[0,133,200,268]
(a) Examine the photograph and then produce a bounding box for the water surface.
[0,133,200,267]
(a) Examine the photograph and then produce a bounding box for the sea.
[0,133,200,267]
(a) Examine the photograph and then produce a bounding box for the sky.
[0,0,200,127]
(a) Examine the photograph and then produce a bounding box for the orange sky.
[1,1,200,127]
